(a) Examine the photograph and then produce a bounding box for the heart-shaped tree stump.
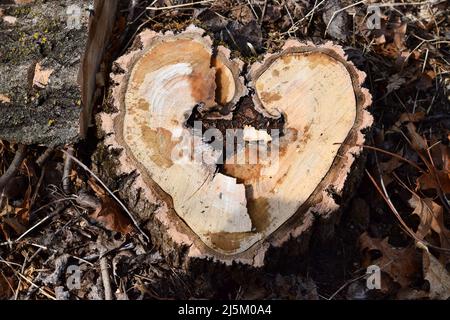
[99,26,372,267]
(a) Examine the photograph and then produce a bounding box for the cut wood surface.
[100,26,372,265]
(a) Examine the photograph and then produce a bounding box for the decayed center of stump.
[121,31,357,255]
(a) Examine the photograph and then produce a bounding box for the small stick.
[14,202,68,243]
[0,255,56,300]
[0,144,27,191]
[285,0,326,34]
[258,0,267,25]
[62,146,74,194]
[366,170,450,254]
[422,48,429,73]
[341,143,424,172]
[327,260,394,300]
[36,147,53,167]
[99,245,113,300]
[17,272,56,300]
[373,1,435,8]
[246,0,259,20]
[30,165,46,209]
[61,150,150,242]
[147,0,213,11]
[32,244,94,266]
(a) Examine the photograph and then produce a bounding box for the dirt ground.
[0,0,449,300]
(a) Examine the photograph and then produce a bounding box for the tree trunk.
[96,26,373,268]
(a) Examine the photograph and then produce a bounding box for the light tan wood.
[119,27,253,248]
[223,40,357,248]
[100,27,373,265]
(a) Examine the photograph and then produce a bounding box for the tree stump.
[0,0,118,146]
[98,26,372,267]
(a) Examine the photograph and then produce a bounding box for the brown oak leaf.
[88,179,133,234]
[409,196,450,265]
[422,250,450,300]
[359,232,421,289]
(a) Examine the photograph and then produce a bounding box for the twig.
[100,254,113,300]
[0,200,73,247]
[29,197,76,217]
[308,0,319,28]
[17,272,56,300]
[30,164,46,209]
[15,253,28,300]
[127,0,139,22]
[62,146,74,194]
[400,128,450,212]
[287,0,326,33]
[343,143,424,172]
[0,144,27,191]
[15,203,68,243]
[33,243,94,266]
[246,0,259,20]
[422,48,429,73]
[61,150,150,242]
[35,147,53,167]
[258,0,267,25]
[283,2,295,33]
[373,1,435,8]
[0,255,56,300]
[326,260,394,300]
[146,0,213,11]
[366,169,450,254]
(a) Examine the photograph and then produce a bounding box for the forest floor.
[0,0,449,300]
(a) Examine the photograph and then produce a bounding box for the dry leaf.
[386,74,406,94]
[33,62,54,89]
[416,70,436,91]
[360,232,421,289]
[2,216,27,235]
[395,112,425,127]
[0,94,10,104]
[379,157,403,186]
[406,124,450,194]
[429,141,449,172]
[406,122,428,151]
[0,183,31,237]
[409,195,450,265]
[422,250,450,300]
[417,170,450,194]
[409,196,442,239]
[16,183,32,225]
[0,223,9,241]
[88,179,133,234]
[373,34,386,45]
[409,195,450,249]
